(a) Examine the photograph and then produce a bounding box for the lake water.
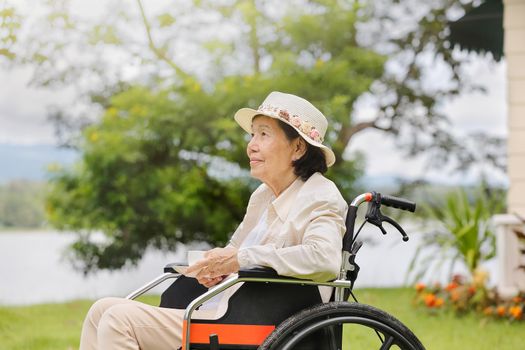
[0,228,497,306]
[0,230,188,305]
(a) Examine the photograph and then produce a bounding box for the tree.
[42,0,376,272]
[0,2,19,62]
[5,0,505,272]
[0,181,47,228]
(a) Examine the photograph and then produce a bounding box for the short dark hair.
[277,119,328,181]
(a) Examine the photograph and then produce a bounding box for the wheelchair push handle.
[380,194,416,212]
[343,191,416,253]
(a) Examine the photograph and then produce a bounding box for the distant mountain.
[1,143,407,186]
[0,143,78,183]
[0,143,505,189]
[355,175,403,190]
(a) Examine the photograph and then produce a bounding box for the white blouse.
[199,206,271,311]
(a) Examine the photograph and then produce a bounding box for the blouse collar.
[270,177,304,222]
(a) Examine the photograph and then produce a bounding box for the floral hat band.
[234,91,336,167]
[257,104,324,143]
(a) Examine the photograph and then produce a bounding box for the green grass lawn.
[0,289,522,349]
[355,288,523,349]
[0,295,159,350]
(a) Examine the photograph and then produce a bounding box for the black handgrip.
[380,195,416,212]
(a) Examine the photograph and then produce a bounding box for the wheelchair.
[126,192,426,350]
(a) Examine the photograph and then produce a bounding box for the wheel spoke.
[379,335,395,350]
[260,302,425,350]
[374,329,385,343]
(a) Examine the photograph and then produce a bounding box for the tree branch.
[136,0,192,81]
[245,0,261,73]
[340,119,392,146]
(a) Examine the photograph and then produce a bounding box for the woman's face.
[247,116,301,191]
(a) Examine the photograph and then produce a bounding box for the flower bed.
[414,270,524,321]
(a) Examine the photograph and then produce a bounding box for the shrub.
[408,184,506,283]
[414,270,524,322]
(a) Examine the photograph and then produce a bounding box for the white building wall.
[505,0,525,215]
[498,0,525,297]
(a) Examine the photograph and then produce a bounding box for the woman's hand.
[185,246,240,288]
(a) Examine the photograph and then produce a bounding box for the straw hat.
[234,91,336,167]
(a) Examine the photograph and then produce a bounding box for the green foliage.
[47,85,256,270]
[6,0,499,272]
[157,13,176,28]
[0,181,47,228]
[88,24,122,45]
[408,184,506,282]
[43,0,374,273]
[0,2,21,61]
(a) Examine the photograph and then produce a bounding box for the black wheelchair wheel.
[259,302,425,350]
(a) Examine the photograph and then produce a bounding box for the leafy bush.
[0,180,47,228]
[414,271,524,322]
[408,184,506,282]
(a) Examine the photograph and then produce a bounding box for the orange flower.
[512,296,522,303]
[509,306,523,320]
[415,282,426,293]
[468,286,476,295]
[445,282,458,291]
[483,306,493,316]
[435,297,445,308]
[496,306,506,317]
[450,290,460,302]
[452,274,462,282]
[424,293,437,307]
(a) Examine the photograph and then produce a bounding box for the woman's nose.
[247,135,257,150]
[247,136,258,154]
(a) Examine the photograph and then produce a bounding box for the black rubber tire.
[258,302,425,350]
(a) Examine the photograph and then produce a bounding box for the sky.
[350,58,508,184]
[0,59,507,185]
[0,0,509,185]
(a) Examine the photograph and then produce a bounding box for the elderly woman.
[79,91,347,349]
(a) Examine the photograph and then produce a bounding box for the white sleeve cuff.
[237,248,252,268]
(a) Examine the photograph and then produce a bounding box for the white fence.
[493,214,525,297]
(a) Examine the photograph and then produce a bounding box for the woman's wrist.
[236,248,252,269]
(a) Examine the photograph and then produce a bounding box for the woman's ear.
[293,138,307,160]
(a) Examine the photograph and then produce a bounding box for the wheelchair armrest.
[238,266,279,278]
[238,266,312,281]
[164,262,187,273]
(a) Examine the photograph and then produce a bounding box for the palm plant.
[408,185,506,283]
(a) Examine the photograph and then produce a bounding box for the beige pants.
[79,297,217,350]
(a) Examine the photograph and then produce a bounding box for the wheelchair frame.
[126,192,423,350]
[126,270,352,349]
